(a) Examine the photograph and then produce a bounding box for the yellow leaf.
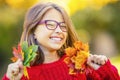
[23,66,29,79]
[69,68,75,75]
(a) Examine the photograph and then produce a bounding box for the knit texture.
[96,60,120,80]
[26,56,86,80]
[2,56,120,80]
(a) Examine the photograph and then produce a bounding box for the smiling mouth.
[50,37,63,41]
[50,36,63,41]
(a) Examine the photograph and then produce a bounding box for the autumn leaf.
[11,41,38,79]
[21,42,38,67]
[11,44,24,62]
[64,41,89,75]
[65,47,77,57]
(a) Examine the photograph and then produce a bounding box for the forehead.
[41,8,64,22]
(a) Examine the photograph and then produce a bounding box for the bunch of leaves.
[64,41,89,75]
[11,41,38,79]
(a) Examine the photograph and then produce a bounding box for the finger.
[92,55,108,65]
[15,59,23,68]
[19,67,24,75]
[87,56,100,70]
[15,59,22,64]
[11,66,20,76]
[87,55,94,66]
[8,63,19,71]
[16,65,24,78]
[10,62,22,74]
[102,55,108,62]
[93,55,104,65]
[12,70,19,76]
[92,55,99,64]
[18,61,23,69]
[98,55,108,65]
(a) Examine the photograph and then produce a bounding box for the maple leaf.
[64,41,89,75]
[11,44,24,62]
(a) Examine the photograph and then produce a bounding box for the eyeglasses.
[38,20,67,32]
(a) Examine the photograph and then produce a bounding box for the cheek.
[64,33,68,41]
[34,31,42,40]
[34,26,48,38]
[35,31,48,41]
[62,33,67,45]
[34,28,52,43]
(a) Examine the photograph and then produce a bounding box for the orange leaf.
[65,47,77,57]
[74,41,83,50]
[64,57,71,64]
[11,57,18,62]
[11,44,24,62]
[64,41,90,74]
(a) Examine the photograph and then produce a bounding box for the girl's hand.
[87,54,108,70]
[6,59,23,80]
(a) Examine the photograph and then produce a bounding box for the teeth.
[51,38,62,41]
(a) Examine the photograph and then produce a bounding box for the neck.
[39,45,60,63]
[44,51,60,63]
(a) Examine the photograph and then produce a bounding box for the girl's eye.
[60,23,66,28]
[46,23,56,29]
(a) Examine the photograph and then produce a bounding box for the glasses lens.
[44,20,67,32]
[46,20,57,30]
[60,23,67,32]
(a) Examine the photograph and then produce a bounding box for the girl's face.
[34,9,67,52]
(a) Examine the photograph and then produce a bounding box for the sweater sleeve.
[2,74,9,80]
[86,60,120,80]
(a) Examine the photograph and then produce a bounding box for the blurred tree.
[2,0,118,15]
[0,2,25,78]
[5,0,39,9]
[71,1,120,54]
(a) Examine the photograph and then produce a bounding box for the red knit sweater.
[2,56,120,80]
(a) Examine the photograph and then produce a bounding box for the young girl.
[2,2,120,80]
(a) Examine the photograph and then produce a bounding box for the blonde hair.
[20,2,79,66]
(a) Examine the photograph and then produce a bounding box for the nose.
[54,25,62,33]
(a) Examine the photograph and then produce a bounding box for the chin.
[51,46,62,50]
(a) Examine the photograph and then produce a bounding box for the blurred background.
[0,0,120,78]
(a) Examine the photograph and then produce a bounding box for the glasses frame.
[38,20,67,32]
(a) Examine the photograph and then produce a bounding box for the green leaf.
[21,41,28,52]
[30,45,38,52]
[21,41,38,67]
